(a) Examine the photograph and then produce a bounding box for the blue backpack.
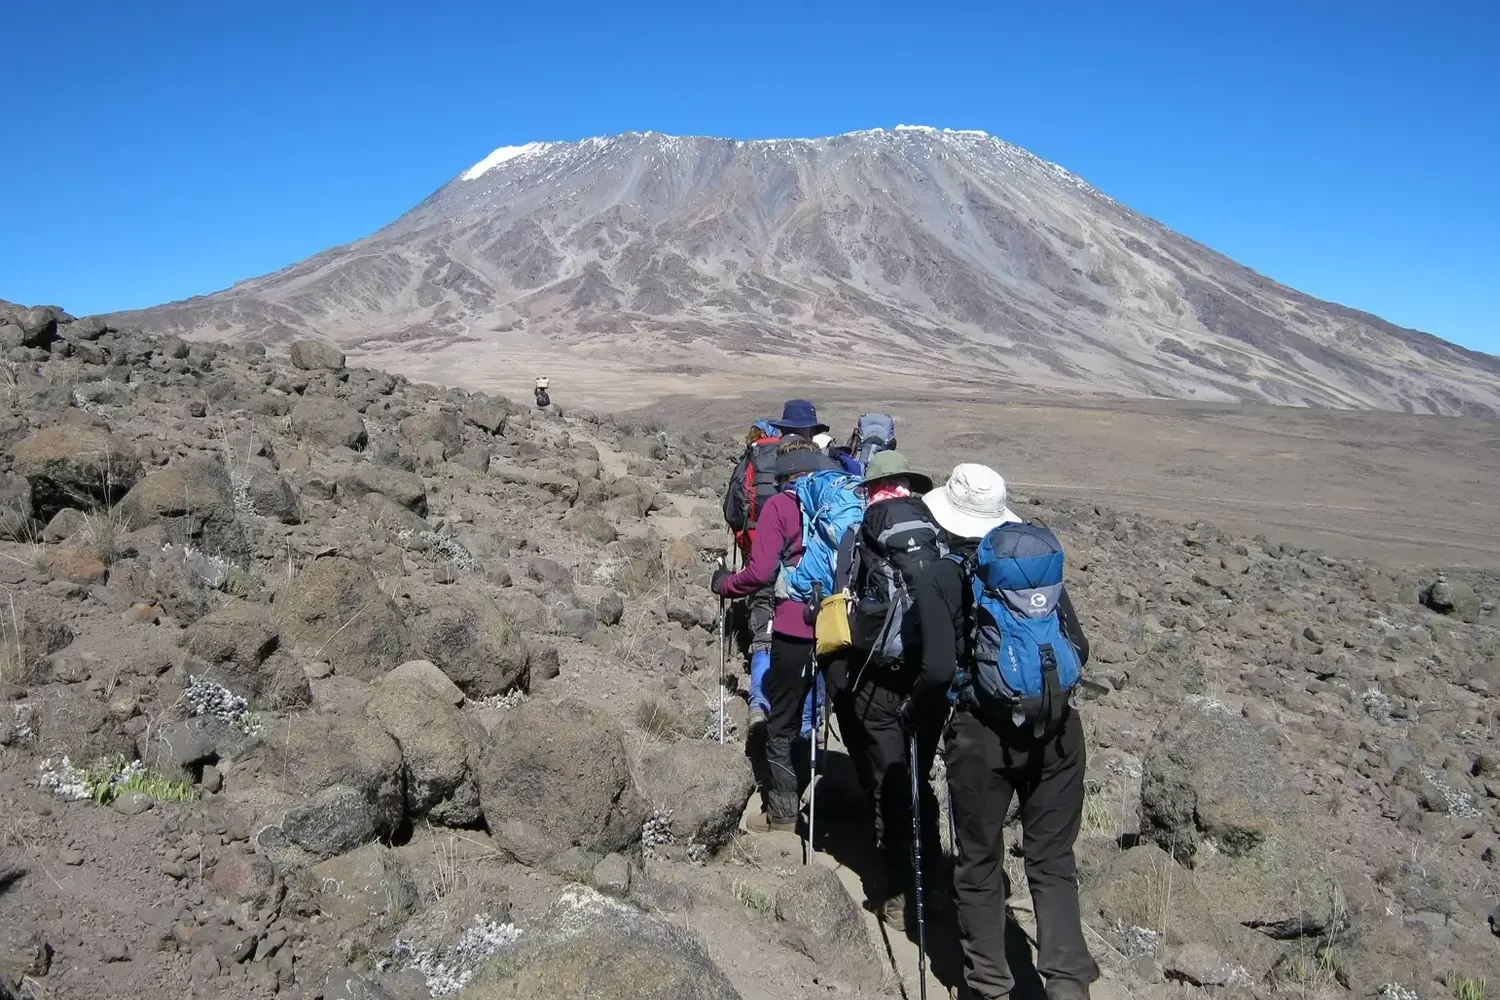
[951,522,1081,732]
[777,470,864,603]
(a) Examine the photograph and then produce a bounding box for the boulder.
[636,742,755,853]
[182,601,282,698]
[456,886,740,1000]
[290,397,368,451]
[257,713,404,848]
[280,784,380,858]
[1422,576,1482,624]
[341,464,428,516]
[463,401,508,436]
[1140,703,1298,866]
[773,865,879,986]
[244,470,301,524]
[376,659,465,707]
[409,591,529,698]
[10,422,142,520]
[118,456,246,560]
[276,557,418,680]
[287,340,346,372]
[366,683,486,827]
[399,410,464,458]
[1083,843,1226,949]
[475,698,645,865]
[41,507,86,543]
[303,842,418,935]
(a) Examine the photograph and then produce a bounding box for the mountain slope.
[120,126,1500,414]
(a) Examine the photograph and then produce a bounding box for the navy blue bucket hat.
[770,399,829,435]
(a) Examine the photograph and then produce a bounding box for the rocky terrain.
[0,299,1497,1000]
[115,127,1500,416]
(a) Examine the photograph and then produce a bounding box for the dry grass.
[634,695,699,742]
[0,592,29,686]
[76,508,129,565]
[0,362,21,409]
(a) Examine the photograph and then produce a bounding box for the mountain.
[119,126,1500,415]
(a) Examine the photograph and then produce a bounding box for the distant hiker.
[910,464,1097,1000]
[813,431,863,476]
[722,418,785,730]
[534,376,550,409]
[713,430,842,833]
[846,412,897,468]
[828,450,945,929]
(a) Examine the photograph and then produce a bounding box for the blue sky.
[1,0,1495,353]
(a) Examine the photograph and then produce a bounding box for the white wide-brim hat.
[922,463,1022,539]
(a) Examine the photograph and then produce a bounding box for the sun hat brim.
[922,487,1021,539]
[770,420,829,436]
[864,469,934,494]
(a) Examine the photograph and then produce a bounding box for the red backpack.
[723,435,783,556]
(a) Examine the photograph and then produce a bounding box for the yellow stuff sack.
[815,592,852,657]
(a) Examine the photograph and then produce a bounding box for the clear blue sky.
[2,0,1495,353]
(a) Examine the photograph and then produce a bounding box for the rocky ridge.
[0,299,1496,1000]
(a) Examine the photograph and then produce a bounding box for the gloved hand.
[710,566,732,595]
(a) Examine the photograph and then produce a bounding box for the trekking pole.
[806,649,819,864]
[909,729,928,1000]
[716,557,727,746]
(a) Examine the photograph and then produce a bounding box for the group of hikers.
[712,399,1096,1000]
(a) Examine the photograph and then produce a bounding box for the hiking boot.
[745,811,797,834]
[877,893,908,932]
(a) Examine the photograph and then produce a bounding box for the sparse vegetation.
[0,593,30,686]
[732,879,774,917]
[634,696,688,740]
[1446,972,1487,1000]
[1279,946,1345,990]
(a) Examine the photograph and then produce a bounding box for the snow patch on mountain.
[461,142,551,181]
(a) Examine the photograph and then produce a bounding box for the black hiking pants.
[759,633,814,821]
[945,706,1098,999]
[833,675,942,899]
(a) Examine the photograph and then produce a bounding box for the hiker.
[722,417,793,731]
[846,413,897,469]
[713,426,841,832]
[828,450,946,929]
[533,376,550,409]
[910,464,1098,1000]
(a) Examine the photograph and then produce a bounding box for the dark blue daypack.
[777,470,864,603]
[951,522,1081,732]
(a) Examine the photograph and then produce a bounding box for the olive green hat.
[861,450,934,493]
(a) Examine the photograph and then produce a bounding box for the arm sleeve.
[912,559,962,705]
[718,494,790,597]
[1057,587,1090,667]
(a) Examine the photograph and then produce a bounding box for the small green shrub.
[83,755,200,805]
[732,879,774,917]
[1446,972,1486,1000]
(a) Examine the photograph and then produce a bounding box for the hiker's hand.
[898,697,916,733]
[710,566,732,594]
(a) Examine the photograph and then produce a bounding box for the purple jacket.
[714,490,813,640]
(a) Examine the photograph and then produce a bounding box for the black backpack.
[722,435,783,550]
[847,496,944,676]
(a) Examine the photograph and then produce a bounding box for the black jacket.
[911,536,1089,712]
